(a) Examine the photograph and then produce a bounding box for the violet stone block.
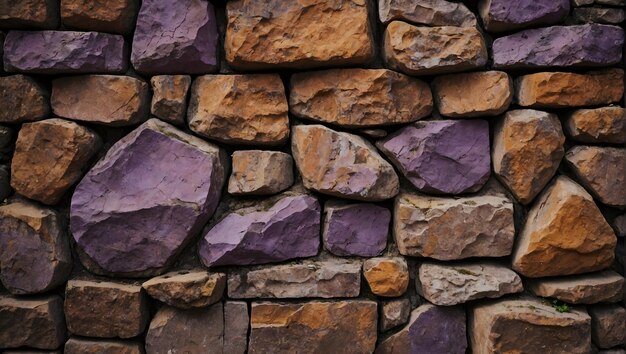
[199,195,321,267]
[494,24,624,69]
[479,0,570,33]
[131,0,219,74]
[70,119,227,277]
[377,120,490,195]
[3,31,128,74]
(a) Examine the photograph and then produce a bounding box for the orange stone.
[363,257,409,297]
[61,0,138,34]
[565,107,626,144]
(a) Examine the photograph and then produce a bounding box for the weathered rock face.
[142,270,225,309]
[65,280,149,338]
[323,201,390,257]
[479,0,570,32]
[0,200,71,295]
[199,194,320,267]
[188,74,289,146]
[492,109,565,205]
[0,75,49,123]
[527,271,625,304]
[572,7,626,24]
[4,31,127,74]
[379,298,411,332]
[290,68,432,128]
[512,176,616,278]
[249,300,377,354]
[292,124,399,201]
[150,75,191,126]
[131,0,218,74]
[614,214,626,237]
[378,120,490,195]
[52,75,150,127]
[228,150,294,196]
[224,302,249,354]
[363,257,409,297]
[383,21,488,76]
[379,0,476,27]
[0,0,59,29]
[225,0,374,70]
[227,259,361,299]
[11,119,101,205]
[470,297,592,354]
[64,338,144,354]
[566,107,626,144]
[71,119,226,276]
[0,295,66,350]
[61,0,138,34]
[566,146,626,208]
[516,69,624,108]
[589,305,626,349]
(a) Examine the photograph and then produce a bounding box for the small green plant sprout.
[550,300,570,313]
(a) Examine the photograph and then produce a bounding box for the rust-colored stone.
[0,0,59,29]
[566,107,626,144]
[64,338,144,354]
[363,257,409,297]
[61,0,138,34]
[0,75,49,123]
[142,270,225,309]
[228,150,294,196]
[150,75,191,126]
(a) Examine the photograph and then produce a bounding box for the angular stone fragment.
[227,259,361,299]
[363,257,409,297]
[323,201,390,257]
[512,176,616,278]
[224,302,249,354]
[379,298,411,332]
[64,338,143,354]
[0,75,49,123]
[4,31,127,74]
[142,270,225,309]
[11,119,101,204]
[292,124,399,201]
[478,0,570,32]
[379,0,476,27]
[470,297,591,354]
[0,295,65,350]
[432,71,512,118]
[566,107,626,144]
[589,305,626,348]
[188,74,289,146]
[0,200,71,295]
[71,119,226,276]
[492,109,565,205]
[0,0,59,29]
[566,146,626,207]
[150,75,191,126]
[65,280,149,338]
[528,271,625,304]
[383,21,488,76]
[516,69,624,108]
[290,68,432,128]
[228,150,293,196]
[131,0,218,74]
[249,300,377,354]
[378,120,490,195]
[52,75,150,127]
[199,194,320,267]
[573,7,626,25]
[61,0,138,34]
[0,165,10,200]
[614,214,626,237]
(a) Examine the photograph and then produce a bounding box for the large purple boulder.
[3,31,128,74]
[70,119,227,277]
[131,0,219,74]
[479,0,570,33]
[494,24,624,69]
[199,194,321,267]
[377,120,491,195]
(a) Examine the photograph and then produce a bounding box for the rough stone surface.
[249,300,377,354]
[11,119,101,205]
[566,107,626,144]
[290,68,432,128]
[528,271,625,304]
[52,75,150,127]
[0,0,59,29]
[479,0,570,32]
[614,214,626,237]
[492,109,565,205]
[188,74,289,146]
[0,75,49,123]
[0,200,71,295]
[383,21,488,76]
[292,124,399,201]
[228,150,294,196]
[64,338,144,354]
[142,270,225,309]
[379,0,477,27]
[378,120,490,195]
[199,194,320,267]
[61,0,138,34]
[150,75,191,126]
[573,7,626,24]
[589,305,626,349]
[363,257,409,297]
[224,301,249,354]
[512,176,617,278]
[71,119,226,276]
[0,165,10,200]
[379,298,411,332]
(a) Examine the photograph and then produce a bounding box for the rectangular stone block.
[0,0,59,29]
[224,301,249,354]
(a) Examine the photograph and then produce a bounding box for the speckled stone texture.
[479,0,570,32]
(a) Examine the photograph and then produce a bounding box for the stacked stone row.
[0,0,625,353]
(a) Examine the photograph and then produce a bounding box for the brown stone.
[65,280,149,338]
[379,0,477,27]
[0,0,59,29]
[363,257,409,297]
[224,301,249,354]
[0,75,49,123]
[188,74,289,146]
[61,0,138,34]
[432,71,512,118]
[572,7,626,25]
[64,338,143,354]
[614,214,626,237]
[516,69,624,108]
[512,176,616,278]
[290,68,432,128]
[566,107,626,144]
[52,75,150,126]
[249,300,377,354]
[142,270,225,309]
[589,305,626,348]
[150,75,191,126]
[225,0,374,70]
[527,271,625,304]
[492,109,565,205]
[11,118,101,204]
[228,150,294,196]
[379,298,411,332]
[383,21,488,76]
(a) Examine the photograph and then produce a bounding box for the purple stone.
[322,201,389,257]
[377,120,491,195]
[479,0,570,33]
[199,194,321,267]
[70,119,227,277]
[3,31,128,74]
[494,24,624,69]
[131,0,219,74]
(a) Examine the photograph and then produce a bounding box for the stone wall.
[0,0,625,353]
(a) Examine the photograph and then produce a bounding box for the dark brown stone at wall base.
[224,301,249,354]
[0,0,59,29]
[0,75,50,123]
[64,337,144,354]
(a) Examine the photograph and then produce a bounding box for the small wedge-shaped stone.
[142,270,225,309]
[363,257,409,297]
[479,0,570,32]
[228,150,294,196]
[292,124,399,201]
[589,305,626,349]
[566,107,626,144]
[512,176,616,278]
[0,0,59,29]
[527,270,625,304]
[150,75,191,126]
[64,338,143,354]
[290,68,432,128]
[379,299,411,332]
[0,75,49,123]
[379,0,477,27]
